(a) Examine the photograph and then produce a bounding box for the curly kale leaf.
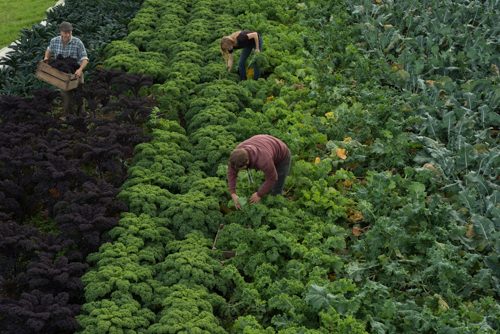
[78,292,156,334]
[190,125,236,175]
[156,232,221,289]
[158,191,223,238]
[148,284,227,334]
[118,184,173,216]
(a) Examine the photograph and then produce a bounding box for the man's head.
[59,21,73,43]
[229,149,249,170]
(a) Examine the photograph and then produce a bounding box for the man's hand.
[231,193,241,210]
[249,192,261,204]
[75,68,83,78]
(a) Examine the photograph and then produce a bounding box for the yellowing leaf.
[474,144,489,154]
[343,136,352,143]
[348,210,364,222]
[391,63,403,71]
[436,294,450,311]
[314,157,321,164]
[325,111,334,119]
[423,163,437,171]
[343,180,353,188]
[491,64,499,76]
[423,163,443,176]
[246,67,254,78]
[445,98,455,107]
[336,148,347,160]
[396,69,410,81]
[401,104,412,112]
[466,224,475,238]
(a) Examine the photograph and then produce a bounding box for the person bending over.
[228,134,291,209]
[220,30,262,80]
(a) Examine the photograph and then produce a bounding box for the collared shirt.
[48,36,88,64]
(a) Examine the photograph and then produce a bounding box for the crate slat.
[35,61,80,91]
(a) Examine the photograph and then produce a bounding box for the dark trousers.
[271,149,291,195]
[238,34,263,80]
[61,85,84,115]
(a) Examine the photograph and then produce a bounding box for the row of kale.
[0,69,153,333]
[0,0,152,332]
[77,0,369,332]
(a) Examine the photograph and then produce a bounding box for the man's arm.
[256,161,278,197]
[44,37,56,62]
[44,48,51,62]
[75,59,88,78]
[227,165,241,209]
[228,165,238,195]
[75,40,89,77]
[249,164,276,204]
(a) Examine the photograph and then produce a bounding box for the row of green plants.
[0,0,152,332]
[304,0,499,332]
[80,1,499,333]
[9,0,491,332]
[77,0,370,332]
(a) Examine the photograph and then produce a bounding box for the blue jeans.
[238,34,263,80]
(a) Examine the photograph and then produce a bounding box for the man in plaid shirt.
[44,21,88,114]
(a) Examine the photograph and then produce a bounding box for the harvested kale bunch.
[49,55,80,74]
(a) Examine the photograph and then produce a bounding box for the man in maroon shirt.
[228,135,291,209]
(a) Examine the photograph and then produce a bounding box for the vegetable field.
[0,0,498,333]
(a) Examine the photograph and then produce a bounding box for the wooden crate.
[35,61,81,91]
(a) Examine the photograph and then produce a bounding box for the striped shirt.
[48,36,88,64]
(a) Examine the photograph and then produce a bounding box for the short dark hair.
[229,149,248,169]
[59,21,73,32]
